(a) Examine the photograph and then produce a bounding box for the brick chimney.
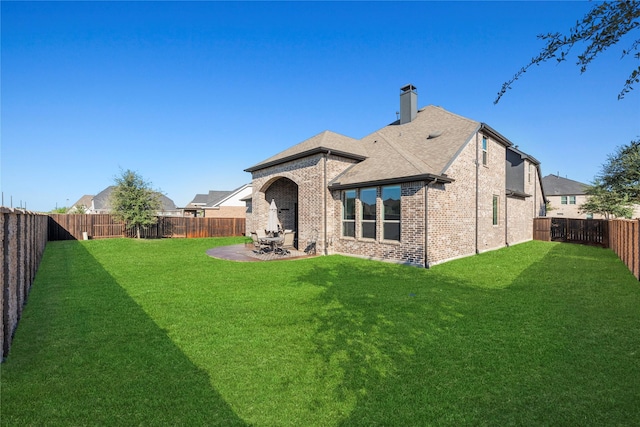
[400,84,417,124]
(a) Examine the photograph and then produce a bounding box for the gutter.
[245,147,366,173]
[328,173,453,191]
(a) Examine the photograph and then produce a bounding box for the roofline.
[328,173,454,191]
[508,145,540,165]
[211,183,252,207]
[480,123,513,148]
[506,189,531,199]
[244,147,367,172]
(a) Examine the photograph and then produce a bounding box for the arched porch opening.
[261,177,299,248]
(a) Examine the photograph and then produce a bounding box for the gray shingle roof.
[93,186,177,211]
[246,104,536,190]
[541,175,588,196]
[331,106,481,187]
[245,130,366,172]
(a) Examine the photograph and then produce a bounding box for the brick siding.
[248,131,543,267]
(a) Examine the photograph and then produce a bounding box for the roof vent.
[400,84,417,124]
[427,131,443,139]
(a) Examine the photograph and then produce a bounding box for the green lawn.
[2,238,639,426]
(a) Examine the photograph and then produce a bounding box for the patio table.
[262,236,284,253]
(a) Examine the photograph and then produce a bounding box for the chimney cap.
[400,84,417,93]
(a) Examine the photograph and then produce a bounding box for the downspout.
[424,178,438,268]
[505,192,509,247]
[324,150,331,255]
[475,133,480,254]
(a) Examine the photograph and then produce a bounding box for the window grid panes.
[569,196,576,205]
[382,185,401,241]
[561,196,568,205]
[342,190,356,237]
[360,188,377,239]
[492,195,499,226]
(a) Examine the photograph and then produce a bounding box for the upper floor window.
[561,196,568,205]
[342,190,356,237]
[482,136,488,166]
[528,163,532,183]
[382,185,401,241]
[360,188,377,239]
[569,196,576,205]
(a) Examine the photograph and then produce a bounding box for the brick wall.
[250,153,357,252]
[427,135,477,265]
[249,131,538,267]
[204,206,248,219]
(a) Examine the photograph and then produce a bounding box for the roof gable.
[245,130,366,172]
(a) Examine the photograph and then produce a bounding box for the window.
[492,195,499,225]
[482,136,488,166]
[360,188,377,239]
[342,190,356,237]
[382,185,401,241]
[561,196,568,205]
[528,163,532,183]
[569,196,576,205]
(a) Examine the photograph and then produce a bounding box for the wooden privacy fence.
[609,219,640,280]
[533,217,640,280]
[48,214,246,241]
[1,209,48,360]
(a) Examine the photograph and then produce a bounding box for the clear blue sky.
[2,1,638,212]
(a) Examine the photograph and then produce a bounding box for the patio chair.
[256,229,269,241]
[251,231,270,254]
[276,231,295,255]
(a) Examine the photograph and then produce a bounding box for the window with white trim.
[360,187,377,239]
[492,195,499,225]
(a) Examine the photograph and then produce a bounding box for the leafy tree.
[599,139,640,201]
[580,139,639,219]
[495,0,640,103]
[580,179,634,219]
[49,207,69,214]
[110,169,162,239]
[69,204,87,214]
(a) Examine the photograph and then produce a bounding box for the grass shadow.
[298,242,640,425]
[1,240,247,426]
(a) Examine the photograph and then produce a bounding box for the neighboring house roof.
[542,175,588,196]
[246,105,533,190]
[71,195,94,209]
[92,186,178,211]
[185,184,252,209]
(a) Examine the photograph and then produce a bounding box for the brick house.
[245,85,546,267]
[183,184,252,219]
[543,174,640,219]
[541,175,596,219]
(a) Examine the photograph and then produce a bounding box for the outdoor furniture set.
[251,229,295,255]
